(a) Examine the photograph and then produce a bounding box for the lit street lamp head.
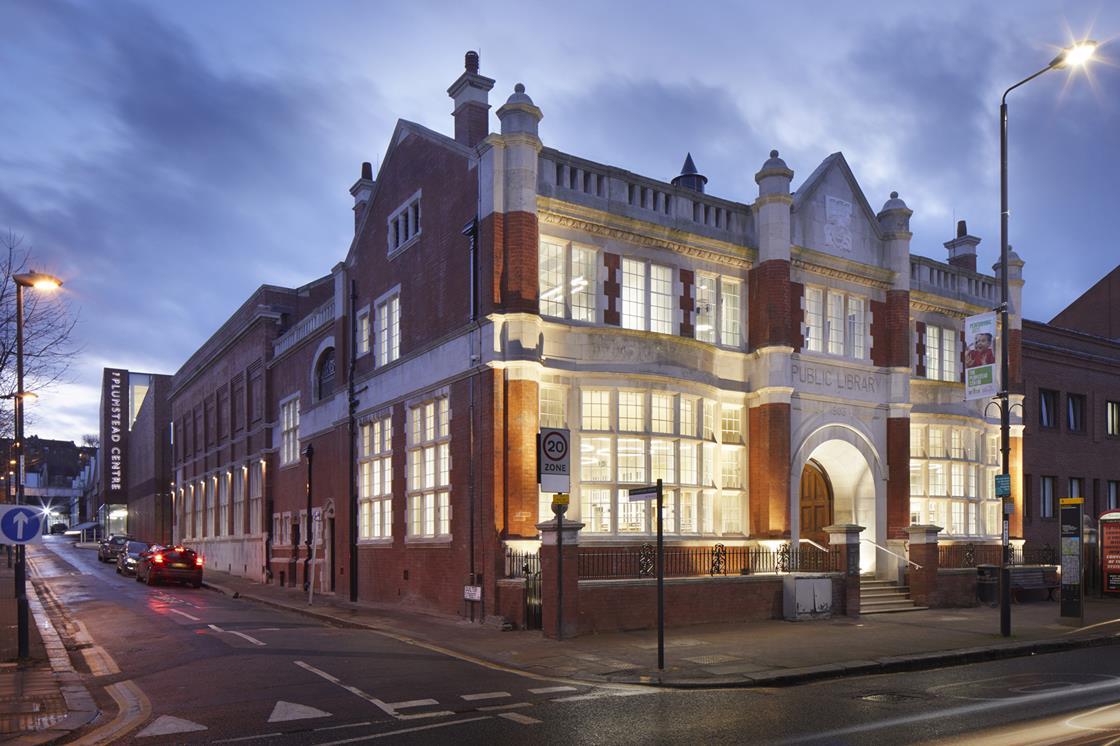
[1051,40,1098,69]
[12,270,63,290]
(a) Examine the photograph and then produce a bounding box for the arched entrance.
[799,460,833,546]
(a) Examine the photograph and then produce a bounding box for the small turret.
[671,153,707,193]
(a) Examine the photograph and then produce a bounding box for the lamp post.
[303,443,314,593]
[998,41,1096,638]
[10,270,62,659]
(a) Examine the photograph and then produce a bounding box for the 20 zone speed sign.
[538,427,571,493]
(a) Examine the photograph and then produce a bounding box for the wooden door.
[799,460,833,545]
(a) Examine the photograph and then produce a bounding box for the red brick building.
[1021,266,1120,549]
[169,52,1026,625]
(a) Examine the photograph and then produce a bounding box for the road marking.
[208,623,225,632]
[387,699,439,709]
[269,700,332,722]
[499,712,541,725]
[295,660,340,684]
[478,702,533,712]
[294,661,396,718]
[228,630,266,646]
[71,679,152,745]
[213,733,283,743]
[461,691,510,701]
[136,714,208,738]
[552,693,600,703]
[315,721,372,732]
[316,716,491,744]
[81,645,121,676]
[529,686,578,695]
[168,608,201,622]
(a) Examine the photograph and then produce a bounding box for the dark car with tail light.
[136,545,204,588]
[115,540,151,577]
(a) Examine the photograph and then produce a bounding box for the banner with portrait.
[964,312,998,401]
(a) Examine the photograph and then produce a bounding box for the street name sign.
[627,485,660,501]
[538,428,570,493]
[0,505,43,544]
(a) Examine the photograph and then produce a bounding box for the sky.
[1,1,1118,442]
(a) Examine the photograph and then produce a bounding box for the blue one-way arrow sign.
[0,505,43,544]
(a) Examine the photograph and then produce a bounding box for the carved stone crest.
[824,195,853,253]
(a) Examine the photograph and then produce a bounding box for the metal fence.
[577,543,842,580]
[938,542,1057,568]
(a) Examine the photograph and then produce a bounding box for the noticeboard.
[1060,501,1083,619]
[1101,511,1120,596]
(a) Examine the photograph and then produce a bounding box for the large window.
[280,397,300,466]
[1040,476,1055,519]
[248,461,263,534]
[1108,401,1120,437]
[376,293,400,367]
[357,309,371,357]
[909,422,996,538]
[232,467,245,535]
[539,239,596,322]
[407,396,450,538]
[805,287,867,359]
[1039,389,1058,429]
[218,471,230,536]
[1067,394,1086,433]
[621,259,673,334]
[359,415,393,540]
[696,274,743,348]
[576,388,744,536]
[316,348,336,401]
[924,325,958,382]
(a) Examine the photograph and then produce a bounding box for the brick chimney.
[944,219,980,272]
[349,161,374,233]
[447,51,495,148]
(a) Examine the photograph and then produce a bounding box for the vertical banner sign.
[99,368,129,499]
[1101,511,1120,596]
[538,428,571,494]
[964,312,998,401]
[1060,499,1083,620]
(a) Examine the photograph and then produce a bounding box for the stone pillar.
[537,518,583,640]
[749,150,794,350]
[825,524,864,616]
[905,524,942,606]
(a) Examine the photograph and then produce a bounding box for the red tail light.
[195,556,204,567]
[153,553,164,564]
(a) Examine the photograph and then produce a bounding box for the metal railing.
[862,539,922,570]
[938,542,1056,568]
[504,548,540,579]
[578,543,842,580]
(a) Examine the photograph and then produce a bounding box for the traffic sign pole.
[656,479,664,671]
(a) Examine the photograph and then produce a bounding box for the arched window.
[316,348,336,400]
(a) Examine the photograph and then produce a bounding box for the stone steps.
[859,578,925,614]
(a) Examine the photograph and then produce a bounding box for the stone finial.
[497,83,543,137]
[755,148,793,193]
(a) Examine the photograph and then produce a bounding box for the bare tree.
[0,230,81,437]
[81,433,99,449]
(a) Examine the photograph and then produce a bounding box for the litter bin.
[977,564,999,606]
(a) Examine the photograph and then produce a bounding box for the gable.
[791,153,885,268]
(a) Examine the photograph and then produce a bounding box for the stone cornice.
[910,291,989,319]
[752,194,793,208]
[538,199,754,269]
[791,246,894,291]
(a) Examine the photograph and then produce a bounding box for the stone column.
[825,524,864,616]
[905,524,942,606]
[537,518,583,640]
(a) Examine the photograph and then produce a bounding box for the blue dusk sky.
[1,1,1118,441]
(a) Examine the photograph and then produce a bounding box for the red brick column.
[905,524,942,606]
[505,377,540,538]
[825,524,864,616]
[886,417,910,540]
[748,260,792,349]
[537,519,583,639]
[749,403,791,537]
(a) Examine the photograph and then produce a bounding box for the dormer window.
[388,191,422,256]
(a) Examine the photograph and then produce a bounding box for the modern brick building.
[1021,266,1120,550]
[169,52,1027,624]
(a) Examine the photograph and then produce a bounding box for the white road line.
[213,733,283,744]
[387,699,438,709]
[294,661,397,718]
[396,709,456,721]
[478,702,533,712]
[167,608,201,622]
[529,686,578,695]
[552,693,601,703]
[499,712,542,725]
[228,630,266,646]
[314,722,372,732]
[461,691,510,701]
[316,716,491,745]
[208,624,224,632]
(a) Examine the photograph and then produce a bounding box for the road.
[29,536,1120,745]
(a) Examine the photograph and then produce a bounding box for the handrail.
[861,538,922,570]
[798,538,830,553]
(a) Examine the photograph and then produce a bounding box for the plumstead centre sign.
[791,362,883,399]
[100,367,129,496]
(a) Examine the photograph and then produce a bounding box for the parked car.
[115,540,151,577]
[136,545,203,588]
[97,535,131,563]
[49,522,68,534]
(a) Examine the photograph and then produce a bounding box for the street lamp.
[998,40,1096,638]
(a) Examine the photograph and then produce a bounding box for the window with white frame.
[621,259,674,334]
[359,415,393,540]
[232,467,244,535]
[910,423,996,538]
[357,309,371,356]
[575,388,743,536]
[539,387,566,429]
[249,461,263,534]
[539,239,597,322]
[388,191,421,255]
[924,324,958,382]
[376,293,400,367]
[805,287,867,359]
[695,273,742,347]
[1108,401,1120,437]
[280,397,300,466]
[206,476,216,537]
[407,396,450,538]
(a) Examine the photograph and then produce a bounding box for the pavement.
[6,540,1120,743]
